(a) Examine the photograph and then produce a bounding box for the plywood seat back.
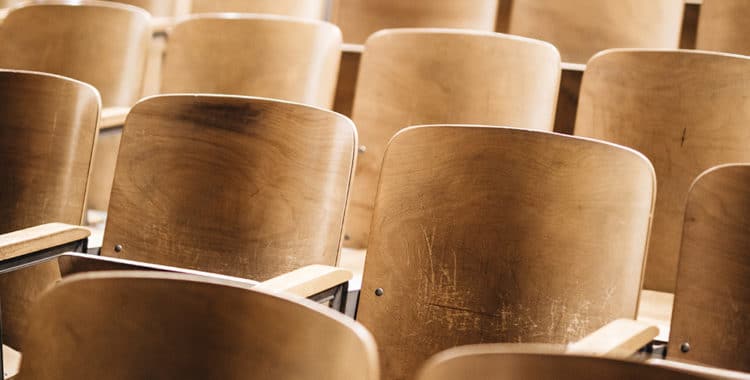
[357,125,655,380]
[161,14,342,109]
[101,95,356,281]
[19,271,379,379]
[0,70,100,232]
[345,29,561,247]
[191,0,327,19]
[696,0,750,56]
[574,49,750,292]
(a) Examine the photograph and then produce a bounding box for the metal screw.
[344,234,351,241]
[374,288,384,296]
[680,342,691,353]
[114,244,123,252]
[358,145,367,154]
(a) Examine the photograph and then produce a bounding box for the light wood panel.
[507,0,684,64]
[0,70,100,233]
[161,14,342,109]
[574,50,750,292]
[102,95,356,281]
[696,0,750,56]
[345,29,561,248]
[357,125,655,380]
[331,0,499,44]
[191,0,327,19]
[19,271,379,379]
[417,344,750,380]
[106,0,189,16]
[668,164,750,372]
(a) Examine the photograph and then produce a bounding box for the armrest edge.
[0,223,90,261]
[566,318,659,359]
[255,265,353,298]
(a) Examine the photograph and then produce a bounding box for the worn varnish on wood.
[161,14,342,109]
[668,164,750,372]
[575,49,750,292]
[102,95,356,281]
[18,271,379,379]
[345,29,561,248]
[507,0,684,64]
[357,126,655,380]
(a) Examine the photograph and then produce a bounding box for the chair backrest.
[161,14,341,109]
[0,70,100,232]
[345,29,560,248]
[0,1,151,107]
[101,95,356,281]
[108,0,187,17]
[574,49,750,292]
[507,0,684,64]
[696,0,750,56]
[331,0,499,44]
[190,0,327,19]
[19,271,379,379]
[0,0,20,8]
[668,164,750,372]
[356,125,655,380]
[417,344,750,380]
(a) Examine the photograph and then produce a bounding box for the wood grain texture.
[102,95,356,281]
[417,344,750,380]
[190,0,327,19]
[331,0,499,44]
[507,0,684,64]
[696,0,750,55]
[161,14,342,109]
[345,29,561,248]
[18,271,379,380]
[0,70,100,232]
[574,50,750,292]
[0,223,89,261]
[668,164,750,372]
[357,126,655,380]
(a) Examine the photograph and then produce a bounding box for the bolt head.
[680,342,691,353]
[358,145,367,154]
[114,244,123,252]
[374,288,384,296]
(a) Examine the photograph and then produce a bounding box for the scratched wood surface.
[668,164,750,372]
[575,50,750,292]
[19,271,379,379]
[506,0,684,64]
[416,344,750,380]
[695,0,750,56]
[191,0,327,19]
[161,14,342,109]
[330,0,499,44]
[102,95,356,281]
[345,29,561,248]
[357,126,655,380]
[0,70,99,233]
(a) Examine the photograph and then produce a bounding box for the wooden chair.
[190,0,327,19]
[161,14,342,109]
[345,29,561,248]
[696,0,750,56]
[331,0,499,44]
[417,344,750,380]
[356,125,655,380]
[18,271,378,379]
[0,70,99,238]
[574,49,750,293]
[668,164,750,372]
[107,0,189,17]
[507,0,685,64]
[0,0,152,212]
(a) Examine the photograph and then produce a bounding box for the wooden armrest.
[255,265,352,298]
[342,43,364,54]
[566,319,659,359]
[100,106,130,130]
[0,223,90,261]
[3,344,21,379]
[561,62,586,72]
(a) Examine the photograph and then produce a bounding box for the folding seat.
[355,125,655,379]
[0,1,152,212]
[190,0,328,19]
[344,29,561,248]
[0,95,355,351]
[161,14,342,109]
[16,271,378,379]
[696,0,750,56]
[574,50,750,293]
[417,344,750,380]
[506,0,685,64]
